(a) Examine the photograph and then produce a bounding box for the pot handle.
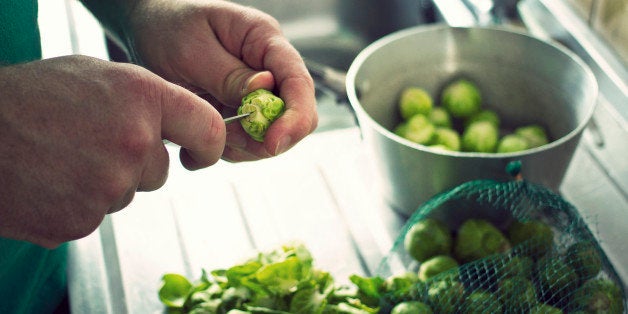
[305,58,362,132]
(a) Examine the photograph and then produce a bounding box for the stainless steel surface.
[222,112,251,124]
[230,0,427,73]
[346,24,598,216]
[304,58,348,99]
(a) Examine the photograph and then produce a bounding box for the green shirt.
[1,1,69,313]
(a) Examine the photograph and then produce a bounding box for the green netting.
[376,164,626,314]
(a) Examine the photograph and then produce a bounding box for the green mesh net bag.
[375,162,626,314]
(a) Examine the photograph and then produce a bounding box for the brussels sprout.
[565,241,602,281]
[404,218,453,263]
[466,109,500,128]
[394,122,409,137]
[399,87,433,120]
[398,114,436,145]
[529,303,564,314]
[391,301,433,314]
[237,89,285,142]
[441,78,482,119]
[515,124,549,148]
[428,106,453,128]
[453,219,511,264]
[461,121,499,153]
[497,276,537,314]
[497,134,529,153]
[418,255,459,281]
[427,278,465,314]
[570,279,624,313]
[432,128,461,151]
[463,290,503,314]
[508,220,554,259]
[498,255,533,279]
[534,255,579,307]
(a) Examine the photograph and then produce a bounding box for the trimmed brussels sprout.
[508,220,554,259]
[454,219,511,264]
[432,128,461,151]
[565,241,602,281]
[570,279,624,313]
[418,255,459,281]
[515,124,549,148]
[399,87,433,120]
[463,290,503,314]
[497,134,529,153]
[237,89,285,142]
[428,106,453,128]
[441,78,482,119]
[497,276,538,314]
[404,218,453,263]
[398,114,436,145]
[461,121,499,153]
[391,301,433,314]
[466,109,500,128]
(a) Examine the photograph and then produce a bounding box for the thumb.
[160,82,227,170]
[203,68,277,108]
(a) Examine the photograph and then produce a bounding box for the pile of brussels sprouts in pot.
[393,78,550,153]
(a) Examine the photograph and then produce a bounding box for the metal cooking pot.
[346,24,598,216]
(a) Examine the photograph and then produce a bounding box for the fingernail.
[242,72,263,94]
[274,136,292,155]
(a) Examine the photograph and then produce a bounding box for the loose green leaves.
[157,242,379,313]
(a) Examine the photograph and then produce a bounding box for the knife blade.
[223,112,251,124]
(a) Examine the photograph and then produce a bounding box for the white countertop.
[67,127,408,313]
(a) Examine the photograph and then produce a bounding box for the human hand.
[0,55,225,248]
[124,0,318,161]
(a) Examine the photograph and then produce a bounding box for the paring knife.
[223,112,251,124]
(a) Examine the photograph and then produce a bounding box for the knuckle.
[118,126,155,161]
[101,175,133,206]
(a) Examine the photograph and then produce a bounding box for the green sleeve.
[1,2,68,312]
[0,238,68,314]
[0,0,41,65]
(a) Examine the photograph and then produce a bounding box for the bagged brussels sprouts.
[375,162,626,314]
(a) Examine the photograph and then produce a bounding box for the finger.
[160,82,226,170]
[262,76,318,156]
[222,145,267,162]
[182,53,276,108]
[137,143,170,191]
[107,188,137,214]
